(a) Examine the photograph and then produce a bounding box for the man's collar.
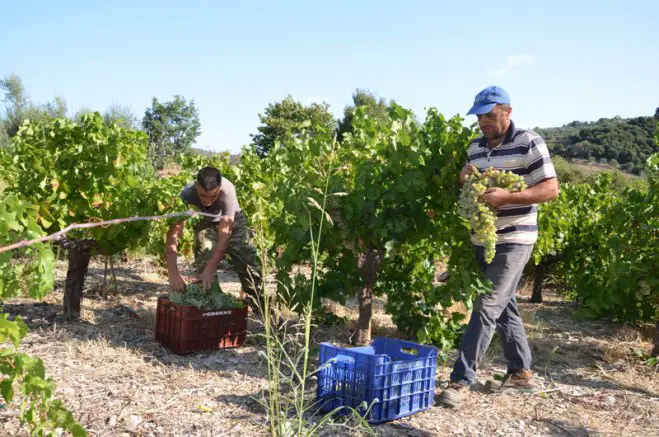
[504,120,517,144]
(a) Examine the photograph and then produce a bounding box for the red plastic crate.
[155,296,248,354]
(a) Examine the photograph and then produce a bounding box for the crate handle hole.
[401,347,418,356]
[334,354,355,365]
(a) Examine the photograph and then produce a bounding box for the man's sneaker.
[488,369,537,393]
[437,382,470,407]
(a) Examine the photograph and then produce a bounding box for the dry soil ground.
[1,256,657,436]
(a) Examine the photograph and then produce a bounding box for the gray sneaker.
[437,382,470,407]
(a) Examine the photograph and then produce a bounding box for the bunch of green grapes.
[169,282,245,310]
[458,167,526,263]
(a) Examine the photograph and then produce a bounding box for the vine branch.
[0,210,220,254]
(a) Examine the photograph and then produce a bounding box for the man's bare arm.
[483,177,559,208]
[199,217,235,288]
[166,221,186,291]
[507,177,559,205]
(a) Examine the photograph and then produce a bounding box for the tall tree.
[73,107,95,123]
[42,96,68,119]
[74,105,138,130]
[1,74,33,138]
[1,74,69,140]
[337,89,391,141]
[104,104,139,130]
[142,95,201,169]
[0,122,8,147]
[251,95,336,157]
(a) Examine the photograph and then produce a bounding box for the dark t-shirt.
[179,178,241,223]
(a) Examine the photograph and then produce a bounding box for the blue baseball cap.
[467,86,511,115]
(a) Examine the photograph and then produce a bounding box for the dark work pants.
[193,213,263,308]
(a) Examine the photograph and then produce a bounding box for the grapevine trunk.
[64,240,95,319]
[531,261,546,303]
[653,321,659,357]
[354,248,382,345]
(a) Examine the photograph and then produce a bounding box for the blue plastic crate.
[316,337,437,424]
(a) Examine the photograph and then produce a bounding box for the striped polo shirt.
[466,120,557,245]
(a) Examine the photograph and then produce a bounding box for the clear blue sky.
[3,0,658,154]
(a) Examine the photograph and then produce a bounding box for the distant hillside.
[535,110,658,174]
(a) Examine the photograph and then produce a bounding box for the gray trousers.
[450,243,534,385]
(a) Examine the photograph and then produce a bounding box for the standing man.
[438,86,559,407]
[165,166,263,311]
